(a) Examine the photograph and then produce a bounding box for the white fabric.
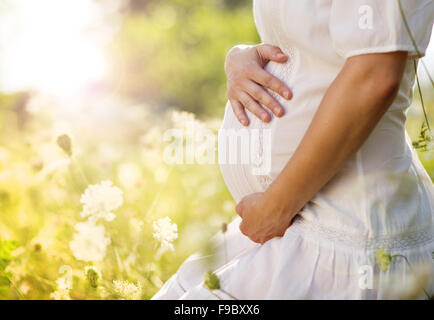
[153,0,434,300]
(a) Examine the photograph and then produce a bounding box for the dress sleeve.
[329,0,434,59]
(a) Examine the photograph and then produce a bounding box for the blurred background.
[0,0,432,299]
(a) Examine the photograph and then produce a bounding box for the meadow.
[0,0,433,300]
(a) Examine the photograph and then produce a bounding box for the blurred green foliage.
[0,95,236,299]
[109,0,259,117]
[0,240,17,296]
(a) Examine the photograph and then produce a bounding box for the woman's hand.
[236,192,294,244]
[225,44,293,126]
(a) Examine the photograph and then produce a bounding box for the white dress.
[153,0,434,299]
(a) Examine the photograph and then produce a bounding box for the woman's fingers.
[238,92,271,123]
[254,67,292,100]
[245,81,284,117]
[225,44,293,126]
[256,44,288,65]
[229,99,249,126]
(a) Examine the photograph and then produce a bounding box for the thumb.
[256,44,288,65]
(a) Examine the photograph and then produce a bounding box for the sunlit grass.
[0,91,432,299]
[0,97,237,299]
[0,0,432,300]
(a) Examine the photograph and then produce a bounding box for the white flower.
[152,217,178,252]
[112,280,142,300]
[19,282,31,295]
[50,271,73,300]
[50,289,71,300]
[80,180,123,222]
[70,221,111,262]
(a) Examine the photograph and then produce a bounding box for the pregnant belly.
[218,96,413,209]
[217,88,318,202]
[218,99,431,235]
[218,101,273,202]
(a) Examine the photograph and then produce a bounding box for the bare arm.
[236,51,408,244]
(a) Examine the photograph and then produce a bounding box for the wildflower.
[413,122,432,151]
[70,221,110,262]
[51,270,73,300]
[19,282,31,295]
[222,222,228,264]
[204,271,221,290]
[152,217,178,252]
[85,266,101,289]
[80,180,123,222]
[56,134,72,156]
[112,280,142,300]
[34,243,42,252]
[50,289,71,300]
[221,223,228,233]
[375,248,393,271]
[203,271,238,300]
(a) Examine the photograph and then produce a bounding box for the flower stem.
[397,0,433,141]
[220,288,238,300]
[397,0,434,87]
[145,166,174,218]
[223,233,228,265]
[413,60,431,133]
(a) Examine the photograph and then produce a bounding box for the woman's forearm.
[264,52,408,216]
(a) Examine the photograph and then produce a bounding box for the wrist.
[262,180,298,219]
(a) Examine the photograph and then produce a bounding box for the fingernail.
[277,53,286,59]
[262,114,268,121]
[274,108,282,116]
[284,90,291,100]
